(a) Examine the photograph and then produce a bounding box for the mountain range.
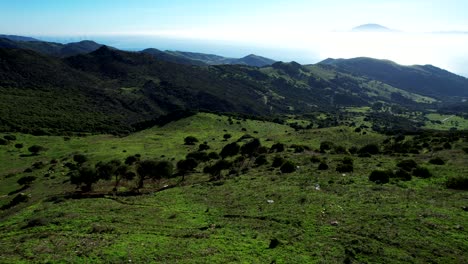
[0,35,467,134]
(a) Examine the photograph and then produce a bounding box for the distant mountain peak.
[352,24,393,32]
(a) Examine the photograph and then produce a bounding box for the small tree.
[359,144,379,155]
[198,143,210,151]
[28,145,45,155]
[177,158,198,180]
[369,170,392,184]
[17,176,37,186]
[272,156,285,168]
[69,165,99,192]
[184,136,199,145]
[270,143,285,153]
[125,155,139,165]
[280,161,296,173]
[136,159,160,189]
[223,134,232,141]
[241,138,261,157]
[73,154,88,165]
[413,166,432,178]
[220,142,240,159]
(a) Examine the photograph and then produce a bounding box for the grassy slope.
[0,113,467,263]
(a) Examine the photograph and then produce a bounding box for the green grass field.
[0,113,467,263]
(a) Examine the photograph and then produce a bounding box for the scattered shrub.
[177,158,198,176]
[4,135,16,141]
[184,136,199,145]
[125,155,139,165]
[320,141,334,153]
[73,154,88,165]
[369,170,392,184]
[270,143,285,153]
[443,142,452,149]
[393,169,412,181]
[336,164,353,173]
[254,155,268,166]
[220,142,240,159]
[413,167,432,178]
[241,138,261,157]
[348,146,358,154]
[397,159,418,172]
[0,138,8,145]
[446,176,468,190]
[208,152,220,160]
[342,157,354,165]
[28,145,45,155]
[17,176,37,186]
[359,144,379,155]
[310,156,321,163]
[272,156,285,168]
[223,134,232,140]
[15,143,24,149]
[318,162,329,170]
[198,143,210,151]
[333,145,348,154]
[280,161,296,173]
[186,151,210,162]
[429,157,445,165]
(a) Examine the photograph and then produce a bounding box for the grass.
[424,113,468,130]
[0,113,467,263]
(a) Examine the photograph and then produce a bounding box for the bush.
[14,143,23,149]
[186,151,210,162]
[320,141,334,153]
[280,161,296,173]
[333,145,348,154]
[318,162,329,170]
[17,176,37,186]
[223,134,232,140]
[393,169,412,181]
[369,170,392,184]
[73,154,88,165]
[254,155,268,166]
[342,157,354,165]
[0,138,8,145]
[397,159,418,172]
[272,156,285,168]
[336,164,353,173]
[310,156,321,163]
[270,143,285,153]
[208,152,220,160]
[184,136,199,145]
[413,167,432,178]
[429,157,445,165]
[28,145,45,155]
[2,193,29,209]
[198,143,210,151]
[241,138,261,157]
[446,176,468,190]
[4,135,16,141]
[359,144,380,155]
[348,146,358,154]
[220,142,240,159]
[125,155,139,165]
[177,158,198,174]
[443,142,452,149]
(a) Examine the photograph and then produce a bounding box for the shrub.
[272,156,285,168]
[443,142,452,149]
[318,162,329,170]
[186,151,210,162]
[369,170,392,184]
[254,155,268,166]
[28,145,45,155]
[2,193,29,209]
[270,143,285,153]
[336,164,353,173]
[125,155,139,165]
[393,169,412,181]
[342,157,354,165]
[412,167,432,178]
[359,144,379,155]
[280,161,296,173]
[15,143,24,149]
[223,134,232,140]
[4,135,16,141]
[198,143,210,151]
[184,136,199,145]
[446,176,468,190]
[348,146,358,154]
[310,156,321,163]
[463,147,468,154]
[320,141,334,153]
[96,160,121,181]
[397,159,418,172]
[358,153,372,158]
[73,154,88,165]
[241,138,261,157]
[208,152,220,160]
[333,145,348,154]
[0,138,8,145]
[69,165,99,192]
[220,142,240,159]
[17,176,37,186]
[177,158,198,174]
[429,157,445,165]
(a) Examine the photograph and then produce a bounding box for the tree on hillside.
[69,165,99,192]
[220,142,240,159]
[184,136,199,145]
[28,145,45,155]
[136,160,174,189]
[177,158,198,181]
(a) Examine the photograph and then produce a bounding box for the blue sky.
[1,0,468,76]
